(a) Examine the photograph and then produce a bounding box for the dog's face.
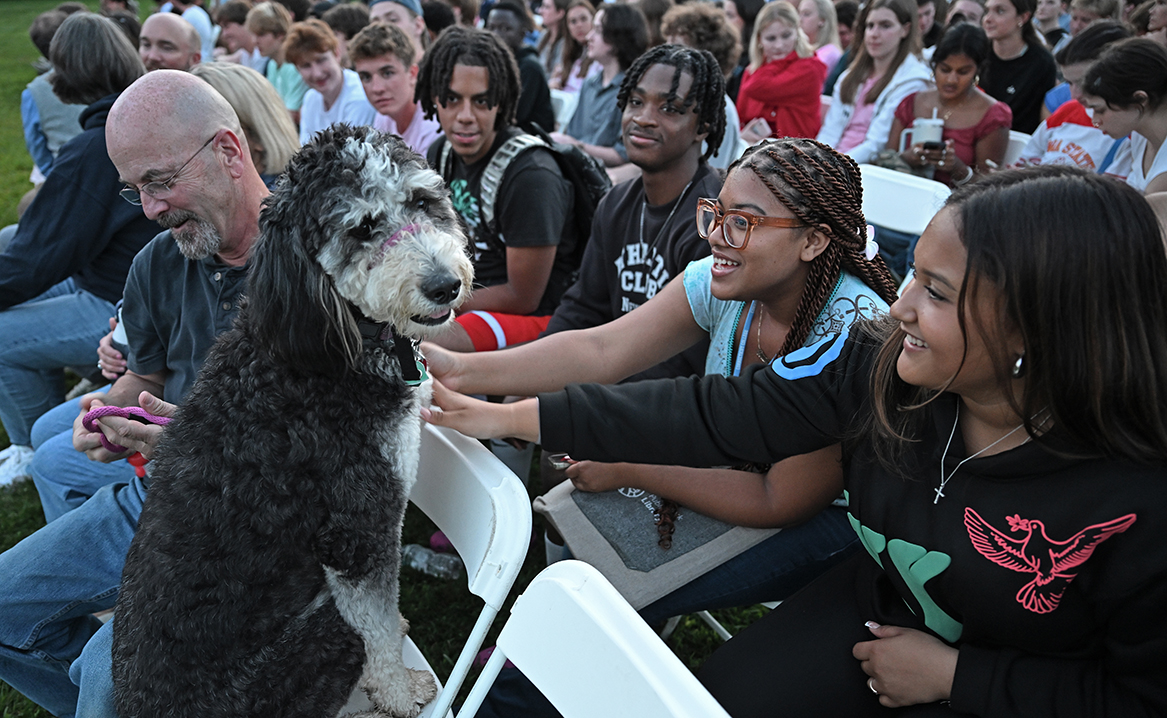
[250,126,475,373]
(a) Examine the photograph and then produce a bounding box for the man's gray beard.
[158,210,223,260]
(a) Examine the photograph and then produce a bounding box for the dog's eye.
[415,197,429,212]
[350,217,377,243]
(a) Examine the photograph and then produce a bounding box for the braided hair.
[616,44,727,161]
[415,26,521,131]
[730,138,900,357]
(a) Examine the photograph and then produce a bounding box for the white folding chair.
[341,422,533,718]
[1004,130,1031,167]
[457,561,733,718]
[857,164,952,236]
[550,89,578,131]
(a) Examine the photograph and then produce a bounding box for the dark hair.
[276,0,311,21]
[215,0,255,26]
[1009,0,1043,47]
[322,1,370,38]
[732,139,899,356]
[727,0,766,51]
[416,25,521,130]
[1082,37,1167,111]
[840,0,920,105]
[30,10,68,59]
[633,0,675,47]
[600,3,650,69]
[490,0,535,31]
[1128,0,1154,32]
[835,0,859,29]
[50,13,144,106]
[616,44,727,161]
[310,0,338,18]
[422,0,456,37]
[56,2,88,14]
[1054,19,1130,64]
[555,0,595,86]
[868,167,1167,467]
[105,9,141,47]
[930,21,990,71]
[537,0,570,58]
[660,1,742,76]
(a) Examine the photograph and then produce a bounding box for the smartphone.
[922,141,946,151]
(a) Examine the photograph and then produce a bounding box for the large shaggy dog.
[111,125,473,718]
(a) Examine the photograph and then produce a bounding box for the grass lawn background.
[0,5,747,714]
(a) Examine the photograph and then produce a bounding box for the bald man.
[138,12,202,71]
[0,70,267,718]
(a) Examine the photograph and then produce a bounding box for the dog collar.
[356,319,429,386]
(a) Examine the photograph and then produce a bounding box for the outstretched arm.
[423,277,706,395]
[422,380,542,443]
[566,444,844,528]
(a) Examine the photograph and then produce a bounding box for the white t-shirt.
[373,103,443,157]
[1018,100,1122,176]
[299,69,377,146]
[1122,132,1167,194]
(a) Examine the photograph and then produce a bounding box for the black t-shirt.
[428,128,578,316]
[981,42,1058,134]
[515,45,556,133]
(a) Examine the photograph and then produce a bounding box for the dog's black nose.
[422,274,462,306]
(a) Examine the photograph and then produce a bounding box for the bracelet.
[953,164,974,186]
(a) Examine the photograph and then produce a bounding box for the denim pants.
[0,278,114,446]
[0,476,145,718]
[29,392,135,523]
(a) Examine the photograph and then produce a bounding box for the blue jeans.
[0,278,114,446]
[0,477,145,718]
[29,392,135,522]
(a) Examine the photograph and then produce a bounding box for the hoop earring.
[1012,354,1026,378]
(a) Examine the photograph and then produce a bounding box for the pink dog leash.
[82,406,172,478]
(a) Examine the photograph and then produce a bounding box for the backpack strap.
[480,133,549,229]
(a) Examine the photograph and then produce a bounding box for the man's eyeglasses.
[695,197,807,250]
[119,134,216,206]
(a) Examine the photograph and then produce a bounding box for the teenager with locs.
[425,166,1167,717]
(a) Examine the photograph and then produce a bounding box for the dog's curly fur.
[111,125,474,718]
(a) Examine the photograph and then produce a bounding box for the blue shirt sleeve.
[22,88,54,176]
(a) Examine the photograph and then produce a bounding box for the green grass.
[0,5,745,711]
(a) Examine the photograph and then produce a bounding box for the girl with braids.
[424,137,897,622]
[818,0,933,164]
[428,166,1167,717]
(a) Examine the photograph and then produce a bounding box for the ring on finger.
[868,677,879,695]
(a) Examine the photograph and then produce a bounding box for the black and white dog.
[111,125,474,718]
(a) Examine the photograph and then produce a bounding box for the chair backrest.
[857,164,951,236]
[409,422,532,718]
[549,88,578,132]
[1004,130,1030,167]
[412,423,532,609]
[458,561,732,718]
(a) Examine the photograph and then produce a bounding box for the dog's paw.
[364,668,437,718]
[399,614,410,636]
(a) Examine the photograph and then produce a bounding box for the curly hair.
[659,2,742,77]
[415,25,521,131]
[616,44,727,161]
[729,138,900,356]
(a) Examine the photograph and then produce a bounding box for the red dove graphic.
[964,508,1137,614]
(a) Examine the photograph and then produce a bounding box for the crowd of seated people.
[1,1,1166,717]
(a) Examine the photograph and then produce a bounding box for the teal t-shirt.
[683,255,890,377]
[266,59,308,112]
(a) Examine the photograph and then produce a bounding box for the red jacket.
[736,52,828,139]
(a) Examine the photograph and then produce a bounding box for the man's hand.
[853,622,958,708]
[97,317,127,381]
[73,391,177,462]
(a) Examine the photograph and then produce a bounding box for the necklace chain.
[754,301,770,363]
[935,404,1031,504]
[639,178,696,253]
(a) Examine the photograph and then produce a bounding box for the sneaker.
[0,445,34,486]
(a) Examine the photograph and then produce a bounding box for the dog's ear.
[246,197,362,376]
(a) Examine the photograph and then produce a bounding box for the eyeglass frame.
[118,133,218,206]
[695,197,808,250]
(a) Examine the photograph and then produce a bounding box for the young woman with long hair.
[818,0,933,164]
[799,0,844,70]
[887,23,1012,186]
[980,0,1058,133]
[536,0,569,77]
[425,166,1167,717]
[736,1,829,142]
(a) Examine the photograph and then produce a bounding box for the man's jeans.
[0,278,113,446]
[0,477,145,718]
